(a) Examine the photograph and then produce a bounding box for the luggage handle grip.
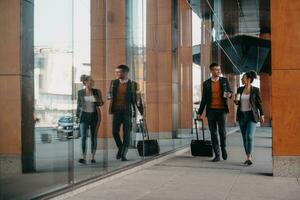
[194,119,205,141]
[139,118,150,141]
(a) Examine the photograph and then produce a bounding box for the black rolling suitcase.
[137,118,160,157]
[190,119,213,157]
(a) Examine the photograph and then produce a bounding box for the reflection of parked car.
[57,116,80,140]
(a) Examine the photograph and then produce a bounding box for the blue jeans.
[80,120,97,155]
[239,113,257,155]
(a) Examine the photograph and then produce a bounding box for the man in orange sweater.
[108,65,143,161]
[197,63,232,162]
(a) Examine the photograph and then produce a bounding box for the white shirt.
[240,94,251,112]
[83,95,96,113]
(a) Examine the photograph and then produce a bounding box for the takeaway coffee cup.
[223,91,230,98]
[235,93,240,101]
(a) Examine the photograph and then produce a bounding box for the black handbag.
[137,118,160,157]
[190,119,213,157]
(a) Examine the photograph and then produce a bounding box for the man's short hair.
[209,62,219,70]
[116,64,130,72]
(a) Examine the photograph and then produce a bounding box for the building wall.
[146,0,173,136]
[272,0,300,177]
[260,72,272,126]
[0,0,22,155]
[91,0,126,138]
[91,0,194,139]
[0,0,34,174]
[178,0,193,130]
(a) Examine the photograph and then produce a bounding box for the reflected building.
[1,0,300,199]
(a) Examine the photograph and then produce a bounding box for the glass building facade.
[0,0,272,199]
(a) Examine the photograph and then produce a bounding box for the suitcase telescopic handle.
[200,119,205,141]
[194,119,205,141]
[139,118,150,140]
[194,119,199,141]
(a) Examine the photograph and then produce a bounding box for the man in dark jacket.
[197,63,232,162]
[108,65,143,161]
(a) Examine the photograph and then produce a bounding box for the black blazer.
[236,86,264,123]
[198,77,232,115]
[108,79,143,116]
[76,88,104,120]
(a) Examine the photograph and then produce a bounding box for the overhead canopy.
[215,35,271,74]
[192,35,271,75]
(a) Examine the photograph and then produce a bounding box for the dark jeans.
[80,112,98,155]
[207,109,227,156]
[112,110,132,158]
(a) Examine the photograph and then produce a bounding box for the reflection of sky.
[131,0,146,47]
[193,64,201,103]
[192,12,201,46]
[193,64,201,86]
[34,0,73,47]
[73,0,90,67]
[34,0,90,63]
[34,0,90,94]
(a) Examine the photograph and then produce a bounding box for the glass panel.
[72,0,107,182]
[105,0,147,172]
[190,10,202,144]
[34,0,73,197]
[0,1,223,199]
[156,0,175,155]
[175,0,195,149]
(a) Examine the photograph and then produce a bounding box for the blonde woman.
[76,75,104,164]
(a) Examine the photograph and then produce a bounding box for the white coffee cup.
[223,91,230,98]
[235,93,240,101]
[107,92,112,100]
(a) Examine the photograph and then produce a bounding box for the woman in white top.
[76,75,104,164]
[234,71,264,165]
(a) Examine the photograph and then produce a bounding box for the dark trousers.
[207,109,227,156]
[112,110,132,158]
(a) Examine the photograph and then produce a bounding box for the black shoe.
[116,152,121,160]
[91,159,96,164]
[78,158,86,164]
[243,160,253,165]
[121,157,128,161]
[212,156,220,162]
[221,149,227,160]
[247,160,253,166]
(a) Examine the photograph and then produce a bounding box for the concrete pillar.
[91,0,126,139]
[0,0,35,174]
[259,73,272,126]
[200,17,212,81]
[199,15,212,128]
[178,0,193,132]
[272,0,300,177]
[145,0,173,138]
[259,33,272,127]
